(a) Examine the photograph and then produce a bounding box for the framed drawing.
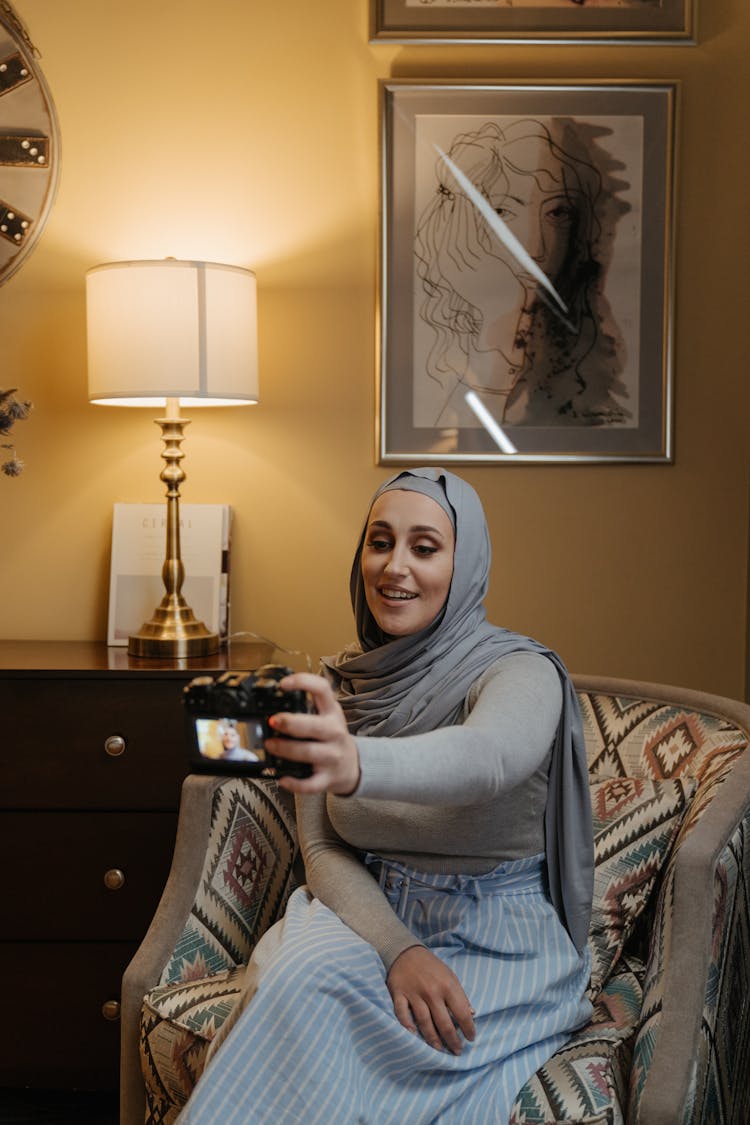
[377,80,677,464]
[371,0,696,46]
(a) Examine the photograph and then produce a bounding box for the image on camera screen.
[195,717,267,764]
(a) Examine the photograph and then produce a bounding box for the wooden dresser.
[0,640,271,1091]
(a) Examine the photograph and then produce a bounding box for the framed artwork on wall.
[377,80,677,465]
[371,0,696,46]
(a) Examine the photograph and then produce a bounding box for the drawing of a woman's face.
[414,117,626,427]
[445,129,591,314]
[486,171,586,285]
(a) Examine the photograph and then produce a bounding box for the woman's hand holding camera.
[266,673,361,796]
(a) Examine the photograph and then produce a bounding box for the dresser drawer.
[0,677,190,808]
[0,811,177,940]
[0,940,137,1089]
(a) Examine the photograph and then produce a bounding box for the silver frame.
[371,0,696,46]
[377,79,677,465]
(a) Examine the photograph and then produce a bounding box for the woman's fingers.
[269,735,360,795]
[279,672,339,715]
[441,980,475,1046]
[264,678,361,795]
[386,947,475,1056]
[410,997,447,1053]
[392,991,468,1055]
[268,709,339,742]
[390,985,442,1050]
[391,993,417,1036]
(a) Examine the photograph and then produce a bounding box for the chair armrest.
[120,772,299,1125]
[634,738,750,1123]
[572,675,750,1124]
[121,773,223,1125]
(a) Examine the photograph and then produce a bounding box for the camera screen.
[194,717,268,766]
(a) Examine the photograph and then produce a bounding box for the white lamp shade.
[86,259,259,406]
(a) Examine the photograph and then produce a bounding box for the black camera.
[183,664,313,778]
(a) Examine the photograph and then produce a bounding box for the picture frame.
[371,0,696,46]
[377,80,677,465]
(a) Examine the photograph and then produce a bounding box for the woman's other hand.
[266,673,361,796]
[386,946,476,1056]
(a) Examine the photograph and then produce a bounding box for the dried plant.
[0,388,33,477]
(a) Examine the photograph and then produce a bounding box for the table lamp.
[86,258,258,658]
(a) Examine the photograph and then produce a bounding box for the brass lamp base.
[128,594,219,658]
[126,398,221,659]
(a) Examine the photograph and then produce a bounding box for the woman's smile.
[379,586,417,601]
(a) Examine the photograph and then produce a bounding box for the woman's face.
[438,141,587,340]
[361,489,454,638]
[486,170,584,284]
[222,726,240,750]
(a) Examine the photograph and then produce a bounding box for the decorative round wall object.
[0,1,60,286]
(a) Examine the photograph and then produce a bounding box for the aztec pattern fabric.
[578,692,745,806]
[587,776,696,997]
[509,954,644,1125]
[629,815,750,1125]
[577,691,749,1125]
[140,778,298,1124]
[138,692,749,1125]
[141,966,246,1125]
[157,778,298,987]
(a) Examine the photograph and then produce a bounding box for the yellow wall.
[1,0,748,697]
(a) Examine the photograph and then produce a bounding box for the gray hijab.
[322,468,593,953]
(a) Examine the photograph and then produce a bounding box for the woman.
[178,468,593,1124]
[217,720,259,763]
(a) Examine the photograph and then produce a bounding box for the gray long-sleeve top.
[296,651,563,971]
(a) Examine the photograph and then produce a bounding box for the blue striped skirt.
[178,853,592,1124]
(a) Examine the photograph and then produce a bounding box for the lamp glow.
[86,259,258,658]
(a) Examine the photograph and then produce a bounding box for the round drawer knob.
[103,868,126,891]
[101,1000,121,1022]
[104,734,126,757]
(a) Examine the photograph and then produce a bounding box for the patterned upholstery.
[510,954,644,1124]
[141,967,246,1125]
[690,820,750,1124]
[157,778,298,988]
[587,777,696,997]
[577,691,749,1125]
[139,777,298,1123]
[629,817,750,1125]
[133,688,750,1125]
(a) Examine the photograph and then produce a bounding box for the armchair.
[121,676,750,1125]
